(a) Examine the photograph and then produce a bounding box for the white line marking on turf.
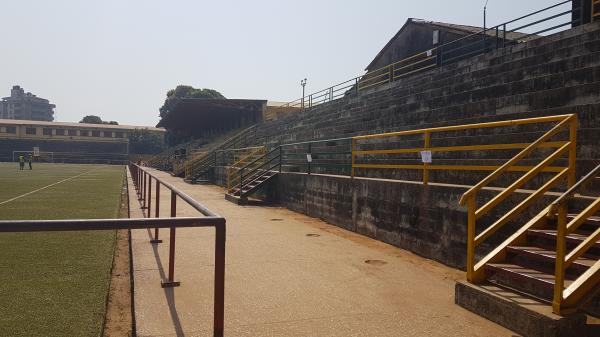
[0,170,95,206]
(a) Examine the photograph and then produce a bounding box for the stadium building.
[0,119,165,163]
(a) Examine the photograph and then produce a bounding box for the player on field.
[28,154,33,170]
[18,155,24,170]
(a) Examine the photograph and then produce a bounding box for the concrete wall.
[276,172,555,269]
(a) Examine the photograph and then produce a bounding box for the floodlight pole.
[301,78,307,109]
[483,0,490,51]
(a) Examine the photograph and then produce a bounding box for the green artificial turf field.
[0,163,125,337]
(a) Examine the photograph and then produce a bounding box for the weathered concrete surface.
[129,168,513,336]
[455,281,587,337]
[276,172,559,270]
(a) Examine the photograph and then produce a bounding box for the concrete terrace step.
[455,280,587,337]
[295,84,599,140]
[268,40,600,136]
[274,43,598,134]
[506,246,595,274]
[527,229,600,250]
[298,103,600,144]
[485,263,574,300]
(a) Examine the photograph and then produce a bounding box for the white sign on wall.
[306,154,313,162]
[420,150,432,163]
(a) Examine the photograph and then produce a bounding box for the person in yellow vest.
[18,155,24,170]
[28,154,33,170]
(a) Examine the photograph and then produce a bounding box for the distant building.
[364,19,534,73]
[0,118,165,163]
[0,85,55,121]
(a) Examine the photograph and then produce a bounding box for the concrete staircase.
[456,164,600,337]
[486,214,600,302]
[183,125,258,182]
[225,148,280,204]
[225,170,278,205]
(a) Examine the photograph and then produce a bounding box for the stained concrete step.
[507,246,595,275]
[295,56,600,130]
[567,214,600,225]
[485,262,574,300]
[455,280,587,337]
[296,48,600,129]
[401,29,600,94]
[527,229,600,250]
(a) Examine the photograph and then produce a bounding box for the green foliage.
[128,129,166,154]
[158,85,225,119]
[79,115,119,125]
[79,115,103,124]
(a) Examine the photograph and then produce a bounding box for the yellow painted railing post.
[466,194,477,282]
[351,138,356,178]
[553,202,568,314]
[568,117,578,188]
[423,132,430,185]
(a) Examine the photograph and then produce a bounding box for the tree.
[79,115,103,124]
[158,85,225,119]
[128,129,166,154]
[79,115,119,125]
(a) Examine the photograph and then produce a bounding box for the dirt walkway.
[129,169,514,337]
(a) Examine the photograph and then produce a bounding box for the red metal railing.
[0,165,227,337]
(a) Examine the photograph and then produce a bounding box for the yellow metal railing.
[358,48,438,91]
[548,163,600,314]
[351,115,576,185]
[352,114,581,312]
[183,151,210,178]
[457,114,577,285]
[227,146,265,190]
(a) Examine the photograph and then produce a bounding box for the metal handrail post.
[423,132,430,185]
[495,26,499,49]
[213,223,226,337]
[151,181,162,243]
[141,172,146,207]
[240,168,244,197]
[147,176,152,218]
[162,190,180,287]
[568,117,578,187]
[351,138,356,178]
[466,194,477,282]
[137,167,141,195]
[553,203,568,313]
[279,146,282,172]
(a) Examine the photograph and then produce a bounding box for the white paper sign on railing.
[420,151,432,163]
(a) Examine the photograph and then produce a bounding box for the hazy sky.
[1,0,559,126]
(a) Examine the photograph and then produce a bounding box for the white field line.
[0,170,95,206]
